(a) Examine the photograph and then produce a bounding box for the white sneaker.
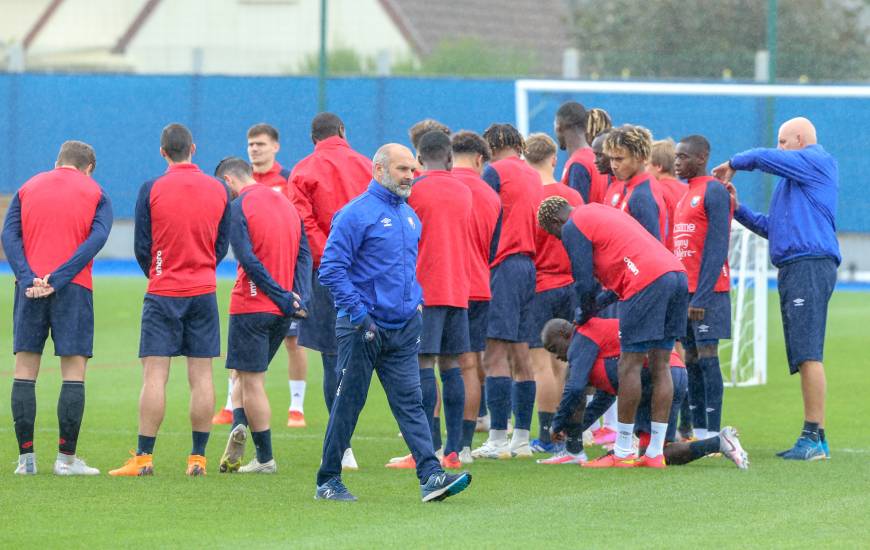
[583,429,595,446]
[719,426,750,470]
[219,424,248,473]
[15,453,37,475]
[536,450,588,465]
[459,446,474,465]
[471,439,511,459]
[53,454,100,476]
[239,458,277,474]
[341,448,359,471]
[510,430,533,458]
[475,414,490,433]
[434,447,444,460]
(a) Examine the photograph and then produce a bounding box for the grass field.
[0,275,868,548]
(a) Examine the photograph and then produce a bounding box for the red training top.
[561,147,610,204]
[230,184,302,315]
[452,167,501,301]
[577,318,621,395]
[289,136,371,267]
[535,182,584,292]
[483,156,542,267]
[408,170,473,308]
[616,171,668,243]
[17,167,104,290]
[657,176,688,251]
[253,161,291,196]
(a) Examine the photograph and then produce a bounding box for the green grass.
[0,276,868,548]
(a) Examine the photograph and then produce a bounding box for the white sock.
[707,429,719,437]
[694,428,708,440]
[647,422,668,457]
[224,378,234,410]
[489,429,508,443]
[511,428,530,446]
[289,380,306,413]
[603,400,618,430]
[614,422,635,458]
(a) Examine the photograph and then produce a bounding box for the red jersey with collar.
[452,167,501,301]
[408,170,473,307]
[657,176,688,251]
[143,163,230,297]
[485,156,542,267]
[571,203,685,300]
[616,171,668,242]
[289,136,371,267]
[17,167,103,290]
[561,147,610,204]
[230,184,301,315]
[672,176,732,293]
[253,161,291,196]
[577,318,621,395]
[535,183,584,292]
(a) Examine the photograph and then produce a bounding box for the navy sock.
[137,435,156,455]
[11,379,36,455]
[57,381,85,455]
[485,376,512,430]
[419,368,437,444]
[461,419,476,449]
[431,417,442,450]
[819,428,826,443]
[232,407,248,429]
[678,392,693,432]
[538,411,554,443]
[566,423,583,454]
[689,436,722,460]
[478,383,488,417]
[699,356,723,432]
[802,421,820,442]
[511,380,536,431]
[191,431,210,456]
[439,368,465,455]
[251,429,273,463]
[685,358,707,430]
[322,353,339,413]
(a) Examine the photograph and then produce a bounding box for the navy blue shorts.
[778,257,837,374]
[420,306,470,355]
[634,366,688,442]
[285,318,300,338]
[139,293,221,358]
[13,283,94,357]
[298,272,338,355]
[682,291,731,347]
[467,300,489,353]
[619,271,689,352]
[226,313,291,372]
[529,284,577,348]
[487,254,536,343]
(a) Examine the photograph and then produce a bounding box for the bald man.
[713,117,839,462]
[315,143,472,502]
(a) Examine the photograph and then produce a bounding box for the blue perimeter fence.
[1,73,868,233]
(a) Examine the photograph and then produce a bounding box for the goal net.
[513,78,794,386]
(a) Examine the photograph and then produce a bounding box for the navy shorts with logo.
[487,254,536,343]
[298,272,338,355]
[139,292,221,358]
[619,271,689,352]
[13,282,94,357]
[777,257,837,374]
[634,366,688,442]
[420,305,470,355]
[226,313,292,372]
[467,300,489,353]
[529,284,577,348]
[682,291,731,348]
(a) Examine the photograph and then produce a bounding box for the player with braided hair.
[585,108,613,144]
[537,197,688,468]
[604,125,668,242]
[555,102,609,204]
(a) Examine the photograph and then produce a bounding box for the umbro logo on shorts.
[698,324,710,333]
[793,298,805,307]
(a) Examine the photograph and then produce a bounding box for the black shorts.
[139,293,220,358]
[619,272,689,352]
[13,282,94,357]
[226,313,291,372]
[467,300,489,353]
[487,254,536,343]
[528,284,576,348]
[777,257,837,374]
[420,306,470,355]
[682,291,731,347]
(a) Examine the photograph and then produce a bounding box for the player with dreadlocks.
[585,108,613,145]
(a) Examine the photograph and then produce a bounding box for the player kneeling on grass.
[213,157,312,474]
[541,318,748,469]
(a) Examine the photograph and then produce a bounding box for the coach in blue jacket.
[714,117,839,462]
[314,143,471,502]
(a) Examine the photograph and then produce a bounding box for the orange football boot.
[212,408,233,425]
[186,455,207,476]
[109,451,154,477]
[287,410,306,428]
[635,454,667,469]
[581,452,638,469]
